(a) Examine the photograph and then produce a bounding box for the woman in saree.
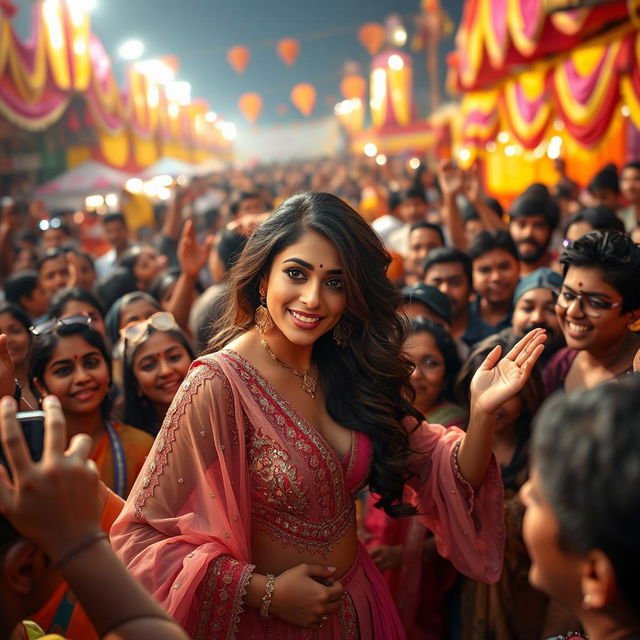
[110,192,546,639]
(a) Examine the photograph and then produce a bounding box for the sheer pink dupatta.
[110,356,256,639]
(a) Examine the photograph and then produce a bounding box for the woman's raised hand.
[470,328,546,416]
[177,218,214,279]
[269,563,344,629]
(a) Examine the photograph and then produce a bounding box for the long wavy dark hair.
[206,192,423,516]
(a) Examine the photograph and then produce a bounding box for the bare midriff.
[251,521,358,580]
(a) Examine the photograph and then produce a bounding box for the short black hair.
[229,191,262,216]
[103,212,127,226]
[217,227,249,273]
[467,229,518,263]
[4,270,39,305]
[563,206,625,237]
[509,193,560,231]
[588,164,620,194]
[399,186,427,204]
[36,248,67,273]
[622,160,640,173]
[559,229,640,312]
[409,221,445,246]
[49,287,106,320]
[422,247,472,285]
[533,377,640,612]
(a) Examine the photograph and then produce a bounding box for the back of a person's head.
[217,227,249,273]
[95,266,138,313]
[588,164,620,194]
[563,206,625,237]
[509,192,560,230]
[467,229,518,263]
[560,229,640,312]
[533,377,640,613]
[422,247,472,283]
[4,270,38,304]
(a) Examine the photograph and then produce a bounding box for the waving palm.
[470,328,547,415]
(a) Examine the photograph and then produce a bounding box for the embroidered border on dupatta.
[133,360,227,519]
[194,556,255,640]
[221,350,356,558]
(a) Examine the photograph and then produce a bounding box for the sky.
[14,0,465,126]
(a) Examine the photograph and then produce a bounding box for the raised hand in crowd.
[0,395,189,640]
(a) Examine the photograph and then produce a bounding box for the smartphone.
[0,410,45,474]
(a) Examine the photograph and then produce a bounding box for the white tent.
[35,161,133,211]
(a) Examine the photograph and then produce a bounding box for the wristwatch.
[13,379,22,404]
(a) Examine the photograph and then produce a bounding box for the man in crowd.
[94,213,130,281]
[508,189,559,276]
[387,187,429,255]
[618,160,640,232]
[4,270,49,321]
[404,222,444,286]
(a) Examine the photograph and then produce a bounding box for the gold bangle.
[260,574,276,619]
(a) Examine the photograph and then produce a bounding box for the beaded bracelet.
[52,532,109,570]
[260,573,276,618]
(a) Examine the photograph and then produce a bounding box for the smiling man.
[508,191,560,277]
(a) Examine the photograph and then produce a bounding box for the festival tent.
[34,160,132,210]
[446,0,640,200]
[136,157,201,180]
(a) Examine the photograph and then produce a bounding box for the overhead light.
[364,143,378,157]
[118,39,144,61]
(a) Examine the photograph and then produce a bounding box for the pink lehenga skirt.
[237,543,406,639]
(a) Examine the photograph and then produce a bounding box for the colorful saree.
[110,351,504,639]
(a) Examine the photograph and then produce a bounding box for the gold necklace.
[260,337,317,398]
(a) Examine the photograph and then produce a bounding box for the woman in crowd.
[119,245,167,292]
[0,302,38,409]
[36,248,69,301]
[121,312,194,436]
[104,291,162,347]
[456,331,577,639]
[364,317,465,639]
[111,192,545,639]
[522,377,640,640]
[562,206,625,246]
[29,316,154,497]
[544,230,640,394]
[49,287,109,344]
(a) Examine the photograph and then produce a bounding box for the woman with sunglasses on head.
[111,192,545,639]
[544,230,640,395]
[29,315,154,498]
[121,312,194,437]
[49,287,109,344]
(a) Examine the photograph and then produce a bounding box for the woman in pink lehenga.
[110,192,546,639]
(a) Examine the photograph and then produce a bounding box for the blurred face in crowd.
[521,469,584,610]
[132,332,192,415]
[556,266,636,354]
[464,219,484,248]
[119,299,160,329]
[472,249,519,306]
[59,300,107,342]
[512,288,561,344]
[0,312,30,369]
[509,215,551,264]
[620,166,640,205]
[21,282,49,319]
[399,196,428,224]
[405,330,446,414]
[42,227,67,250]
[564,221,593,245]
[133,247,166,289]
[424,262,472,321]
[590,188,620,211]
[73,254,96,292]
[236,196,264,217]
[405,227,443,277]
[631,226,640,244]
[13,249,37,272]
[104,219,129,253]
[39,256,69,299]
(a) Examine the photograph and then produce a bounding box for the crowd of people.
[0,154,639,640]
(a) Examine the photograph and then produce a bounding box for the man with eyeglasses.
[543,230,640,395]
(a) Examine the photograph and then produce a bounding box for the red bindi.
[320,264,323,268]
[578,282,583,287]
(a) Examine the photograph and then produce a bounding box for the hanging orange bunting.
[341,74,366,101]
[291,83,316,116]
[227,46,250,74]
[358,23,386,56]
[238,92,262,124]
[277,38,300,67]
